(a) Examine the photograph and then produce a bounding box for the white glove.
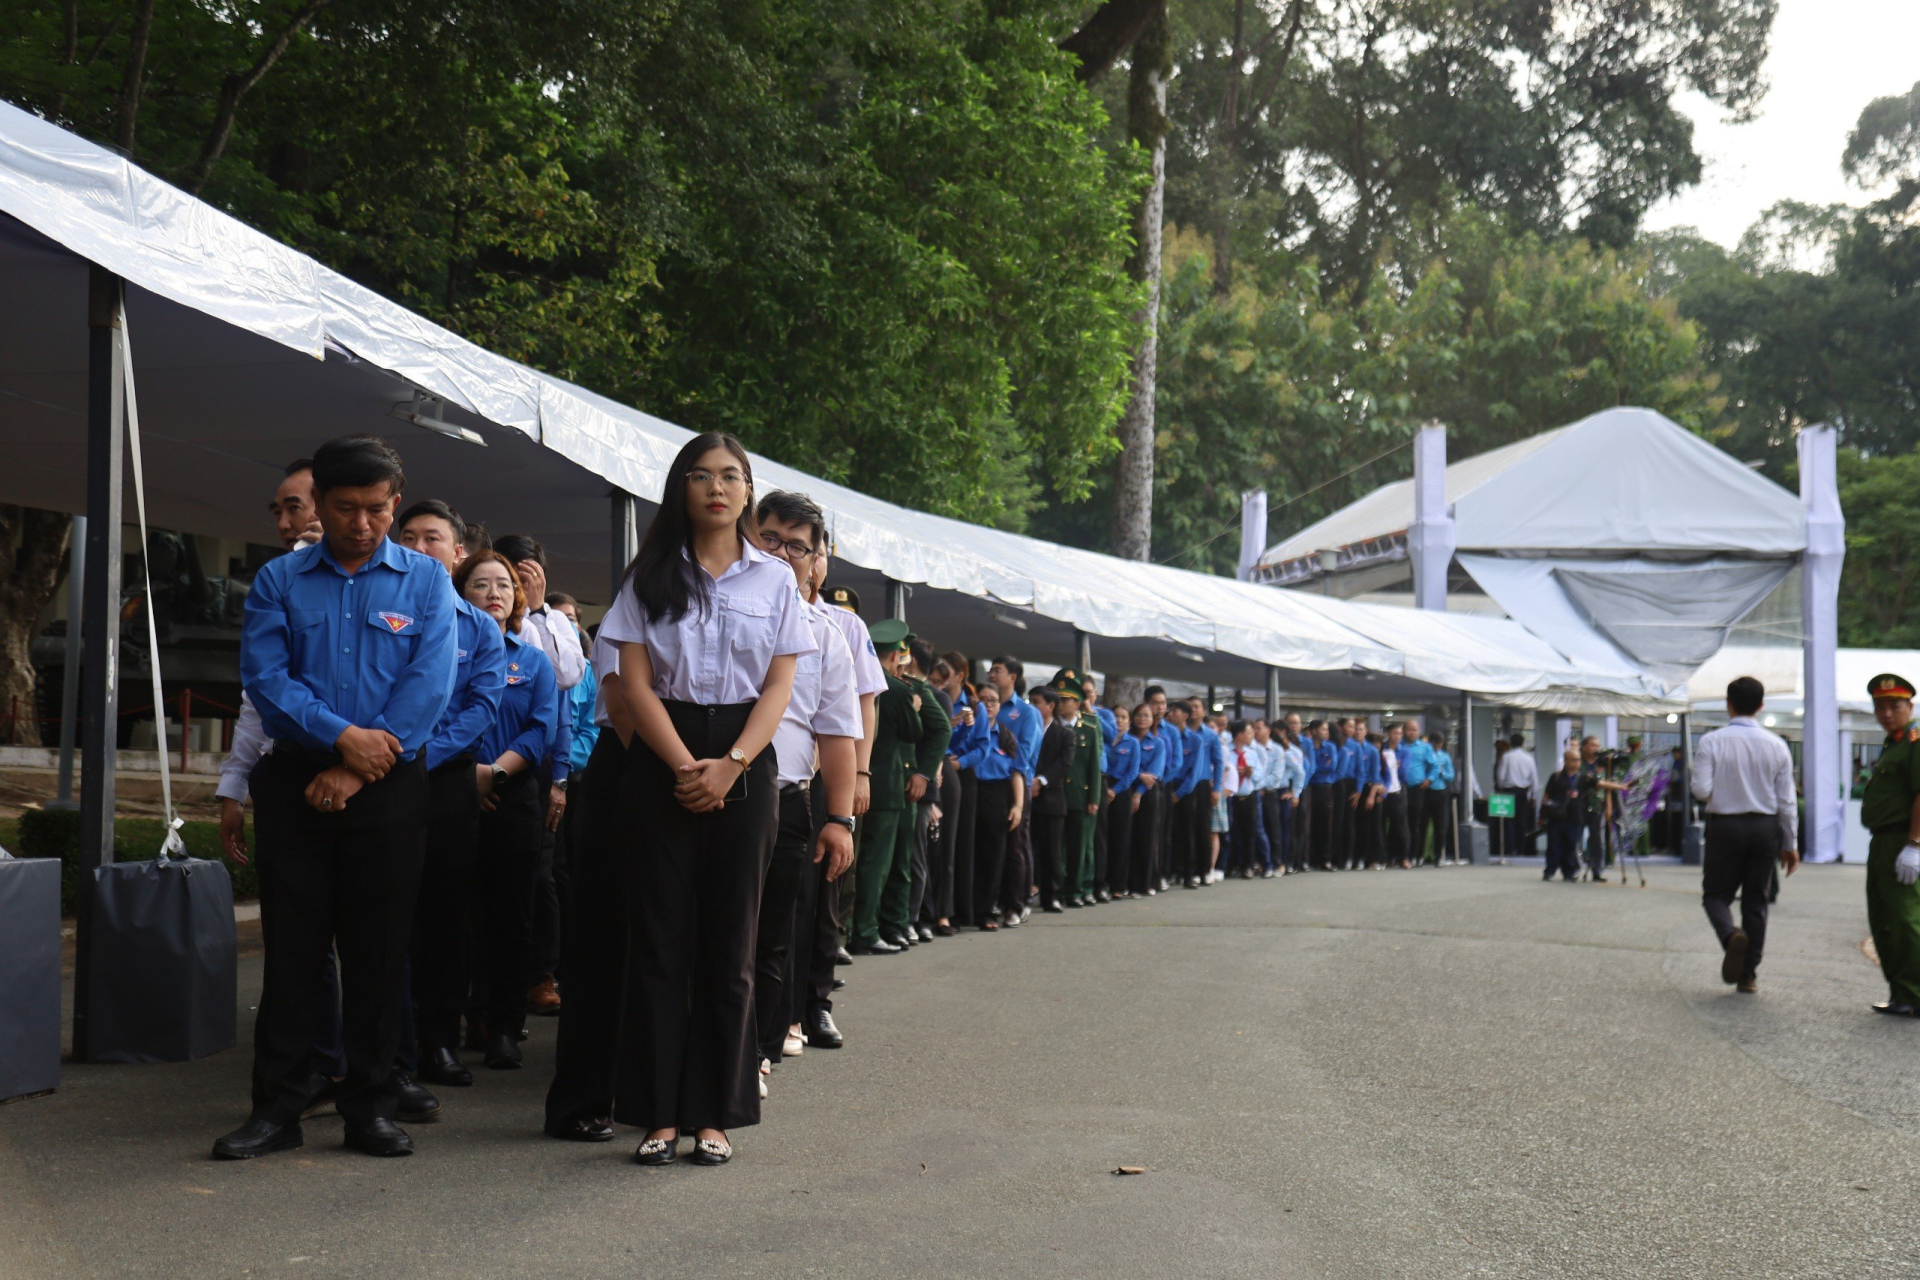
[1897,845,1920,887]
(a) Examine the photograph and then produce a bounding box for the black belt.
[779,781,807,797]
[1706,811,1772,820]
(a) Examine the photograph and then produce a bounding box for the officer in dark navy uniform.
[214,435,458,1161]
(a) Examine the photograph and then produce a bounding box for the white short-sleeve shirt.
[597,542,815,707]
[772,606,863,785]
[818,600,888,699]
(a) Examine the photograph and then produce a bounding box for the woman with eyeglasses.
[450,550,562,1071]
[600,432,811,1167]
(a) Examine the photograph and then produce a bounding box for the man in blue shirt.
[396,499,505,1093]
[216,436,458,1163]
[1183,698,1223,887]
[1331,718,1362,870]
[1145,686,1184,892]
[1401,716,1440,865]
[1163,700,1199,888]
[1307,720,1338,869]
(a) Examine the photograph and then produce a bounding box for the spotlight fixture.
[1665,713,1678,724]
[390,392,486,447]
[988,606,1029,631]
[1175,647,1206,664]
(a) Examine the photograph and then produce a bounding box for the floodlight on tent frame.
[989,606,1030,631]
[391,391,487,447]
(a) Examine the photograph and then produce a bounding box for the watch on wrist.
[553,777,568,793]
[729,747,748,771]
[491,765,508,788]
[824,815,856,833]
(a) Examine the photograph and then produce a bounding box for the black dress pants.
[1355,796,1382,866]
[250,750,427,1127]
[1230,794,1260,873]
[1106,790,1136,895]
[790,772,839,1022]
[614,701,777,1134]
[1188,780,1215,878]
[413,755,479,1055]
[1380,789,1409,865]
[1129,787,1159,894]
[972,776,1014,923]
[545,733,629,1129]
[1093,777,1111,889]
[1307,784,1334,868]
[475,770,543,1037]
[755,785,812,1063]
[1332,779,1356,867]
[1033,810,1066,906]
[950,768,977,927]
[930,766,961,922]
[1702,813,1781,975]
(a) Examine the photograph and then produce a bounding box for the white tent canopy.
[0,101,1672,708]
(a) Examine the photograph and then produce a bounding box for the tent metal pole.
[1265,666,1281,720]
[886,579,906,623]
[1074,628,1091,676]
[49,514,87,811]
[609,489,638,600]
[75,266,126,1062]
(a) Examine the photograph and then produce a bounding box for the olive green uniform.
[1861,720,1920,1006]
[883,674,949,936]
[850,672,923,949]
[1063,712,1104,900]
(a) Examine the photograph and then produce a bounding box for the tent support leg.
[1459,691,1488,865]
[75,266,126,1063]
[1265,666,1281,721]
[609,490,638,600]
[1074,629,1091,677]
[885,579,906,623]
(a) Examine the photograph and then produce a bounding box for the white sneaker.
[782,1032,805,1058]
[760,1056,771,1075]
[759,1075,768,1099]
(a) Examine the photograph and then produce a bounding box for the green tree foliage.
[1836,448,1920,649]
[0,0,1141,529]
[1035,211,1714,574]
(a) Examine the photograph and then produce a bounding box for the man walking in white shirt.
[1690,677,1800,994]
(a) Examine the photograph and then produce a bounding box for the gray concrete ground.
[3,863,1918,1279]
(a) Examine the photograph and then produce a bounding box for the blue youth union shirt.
[477,627,562,772]
[424,596,507,770]
[241,537,459,759]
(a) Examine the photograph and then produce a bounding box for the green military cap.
[868,617,910,653]
[1051,668,1085,700]
[824,585,861,613]
[1869,673,1917,701]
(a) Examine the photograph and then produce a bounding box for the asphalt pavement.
[3,862,1917,1279]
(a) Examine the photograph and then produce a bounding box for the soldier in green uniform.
[1054,671,1104,907]
[1861,673,1920,1017]
[888,636,950,944]
[848,620,921,956]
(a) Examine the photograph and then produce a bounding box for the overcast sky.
[1640,0,1920,247]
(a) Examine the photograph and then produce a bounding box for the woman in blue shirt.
[453,549,561,1072]
[961,685,1026,930]
[1125,704,1164,899]
[1101,711,1140,901]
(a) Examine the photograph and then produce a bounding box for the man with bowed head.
[216,435,458,1160]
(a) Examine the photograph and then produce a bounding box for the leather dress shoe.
[1736,978,1758,994]
[884,932,915,949]
[528,974,562,1017]
[393,1070,441,1123]
[932,923,958,937]
[297,1074,340,1120]
[1043,900,1065,913]
[831,977,846,990]
[803,1006,844,1049]
[343,1117,414,1157]
[212,1115,303,1160]
[419,1046,473,1087]
[1872,999,1919,1017]
[1064,897,1084,908]
[1720,929,1749,985]
[545,1115,616,1142]
[851,939,902,956]
[1096,889,1112,903]
[833,947,855,966]
[917,924,935,942]
[485,1032,524,1070]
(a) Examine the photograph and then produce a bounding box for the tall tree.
[0,508,70,748]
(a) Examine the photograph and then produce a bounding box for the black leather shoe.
[1064,897,1084,908]
[1872,1000,1919,1017]
[212,1116,303,1160]
[297,1075,340,1120]
[884,932,915,949]
[419,1046,473,1088]
[1720,929,1749,985]
[343,1117,414,1157]
[485,1032,524,1070]
[1096,889,1112,903]
[545,1116,615,1142]
[833,947,854,967]
[831,977,846,990]
[932,923,958,937]
[1043,900,1065,913]
[803,1006,844,1049]
[393,1071,441,1123]
[851,940,902,956]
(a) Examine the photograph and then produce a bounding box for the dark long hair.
[628,432,755,623]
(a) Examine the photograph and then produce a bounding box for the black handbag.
[0,855,62,1101]
[83,854,238,1064]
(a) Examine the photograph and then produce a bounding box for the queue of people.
[207,429,1485,1169]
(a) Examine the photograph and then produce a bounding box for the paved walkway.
[3,864,1916,1279]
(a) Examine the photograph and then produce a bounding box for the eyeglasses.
[685,469,749,491]
[761,532,817,561]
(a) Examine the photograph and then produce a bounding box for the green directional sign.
[1487,793,1516,819]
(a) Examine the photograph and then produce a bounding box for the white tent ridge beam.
[0,101,1663,709]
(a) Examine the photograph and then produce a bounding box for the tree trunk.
[0,507,73,748]
[113,0,157,156]
[1111,7,1170,565]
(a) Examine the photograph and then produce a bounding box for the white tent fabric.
[1265,407,1805,564]
[1554,560,1794,679]
[0,100,1675,707]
